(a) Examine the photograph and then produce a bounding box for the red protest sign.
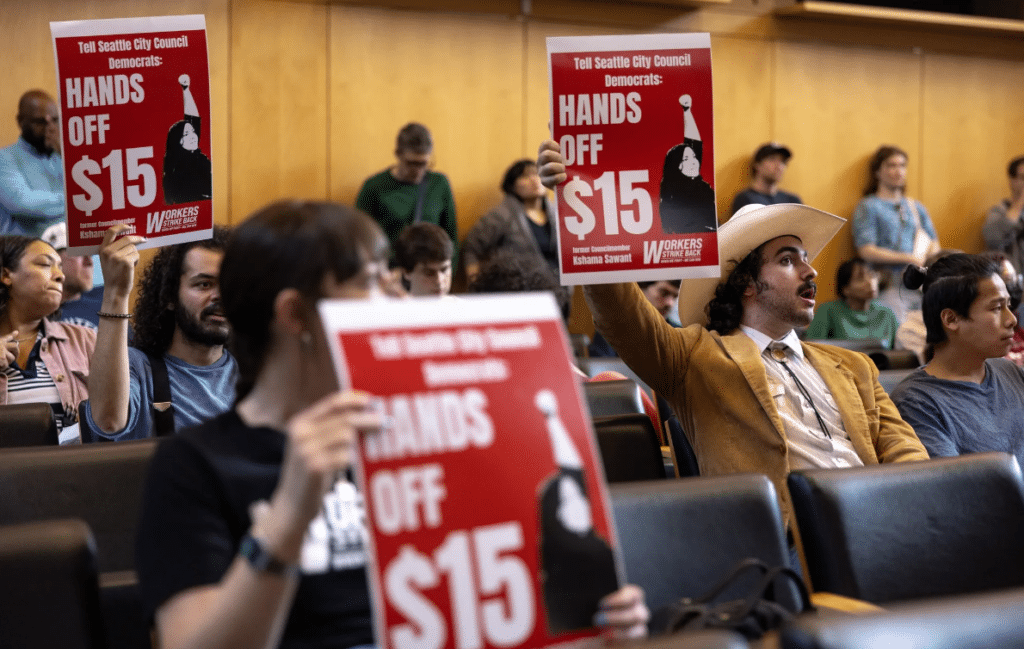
[51,15,213,254]
[319,294,622,649]
[548,33,718,285]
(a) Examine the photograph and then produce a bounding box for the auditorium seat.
[593,413,668,483]
[866,348,919,371]
[803,338,884,353]
[584,377,647,419]
[782,586,1024,649]
[0,439,159,572]
[0,402,59,447]
[581,356,655,398]
[788,452,1024,604]
[659,392,699,478]
[0,518,106,649]
[0,440,160,649]
[611,475,804,624]
[878,368,915,393]
[803,340,919,371]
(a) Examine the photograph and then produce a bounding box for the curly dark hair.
[706,242,768,335]
[131,227,231,356]
[467,249,570,321]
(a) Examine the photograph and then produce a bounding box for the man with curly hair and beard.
[539,140,928,536]
[81,225,235,441]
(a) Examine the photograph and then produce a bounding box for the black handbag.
[653,558,812,640]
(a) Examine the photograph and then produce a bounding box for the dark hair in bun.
[902,264,928,291]
[907,254,1000,347]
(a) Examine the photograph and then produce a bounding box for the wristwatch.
[238,533,300,578]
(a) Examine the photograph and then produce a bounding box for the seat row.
[2,431,1023,648]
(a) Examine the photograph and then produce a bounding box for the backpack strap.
[412,172,430,223]
[147,352,175,437]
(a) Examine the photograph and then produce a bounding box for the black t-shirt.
[136,410,373,649]
[729,187,802,217]
[526,215,559,272]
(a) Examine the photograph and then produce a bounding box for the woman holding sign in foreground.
[135,200,648,649]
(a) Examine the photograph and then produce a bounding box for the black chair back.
[593,413,666,483]
[788,453,1024,604]
[100,570,150,649]
[611,475,802,620]
[665,417,699,477]
[584,378,647,419]
[0,440,160,649]
[581,356,655,398]
[0,518,106,649]
[0,402,59,447]
[0,439,159,573]
[804,338,884,353]
[867,349,920,370]
[877,368,916,393]
[782,586,1024,649]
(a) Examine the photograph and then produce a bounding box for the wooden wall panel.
[328,6,525,236]
[920,52,1024,255]
[774,41,921,303]
[709,35,773,222]
[0,0,231,226]
[525,20,636,336]
[230,0,329,220]
[5,0,1024,333]
[524,20,634,154]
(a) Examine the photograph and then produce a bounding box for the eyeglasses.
[400,157,430,169]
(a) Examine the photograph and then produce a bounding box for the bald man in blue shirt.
[0,90,65,235]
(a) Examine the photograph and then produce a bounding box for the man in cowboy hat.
[538,141,927,530]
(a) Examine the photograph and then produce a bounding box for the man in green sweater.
[805,257,899,349]
[355,123,458,267]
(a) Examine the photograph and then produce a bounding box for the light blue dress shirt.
[0,136,65,236]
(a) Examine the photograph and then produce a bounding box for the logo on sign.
[643,240,666,264]
[145,206,201,234]
[643,238,703,264]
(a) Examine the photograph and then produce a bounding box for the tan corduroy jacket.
[585,282,929,528]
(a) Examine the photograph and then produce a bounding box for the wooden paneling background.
[2,0,1023,333]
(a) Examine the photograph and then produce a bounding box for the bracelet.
[97,311,132,319]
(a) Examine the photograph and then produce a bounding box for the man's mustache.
[200,304,225,319]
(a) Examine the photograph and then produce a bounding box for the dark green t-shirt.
[805,299,899,349]
[355,169,458,265]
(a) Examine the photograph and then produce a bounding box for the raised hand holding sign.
[52,15,214,254]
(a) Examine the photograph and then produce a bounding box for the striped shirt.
[4,331,79,444]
